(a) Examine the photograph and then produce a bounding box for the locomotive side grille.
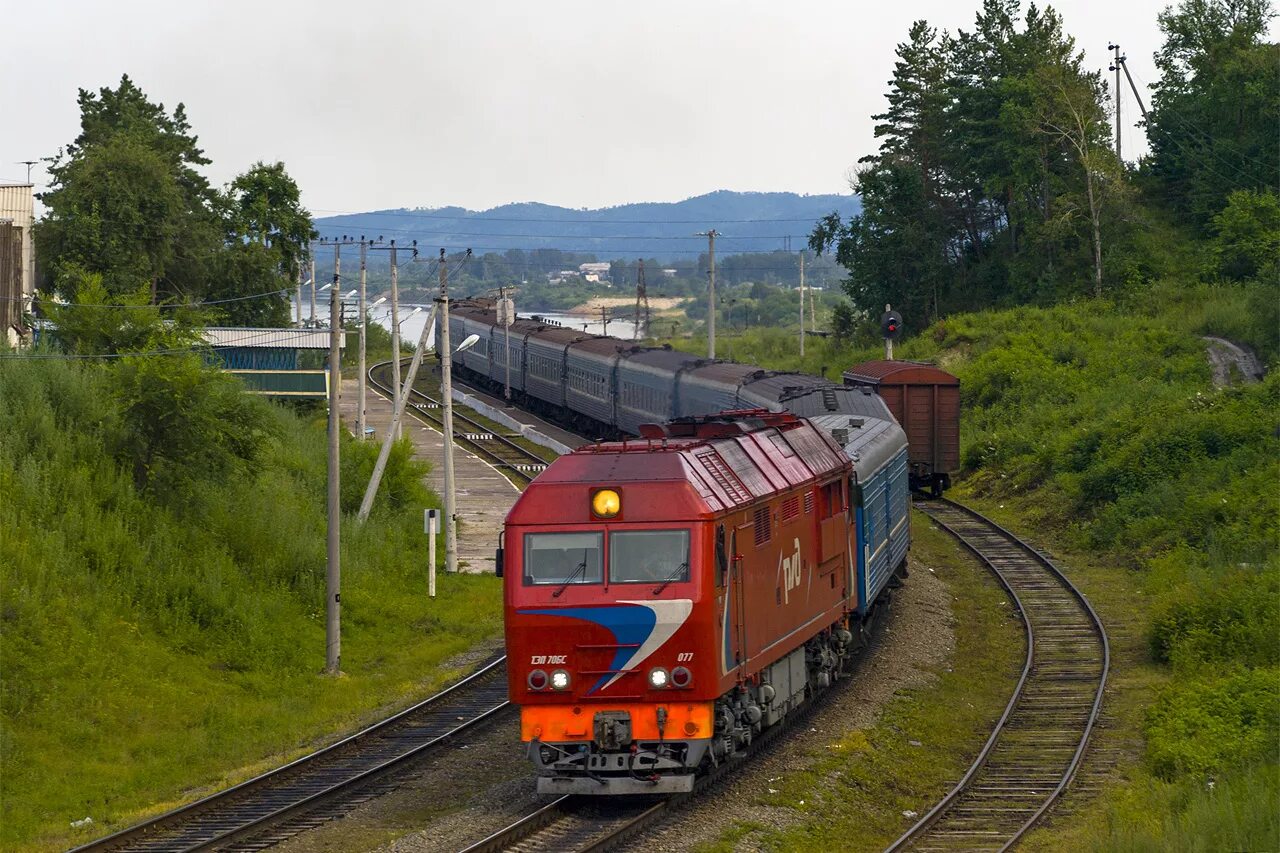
[696,449,753,505]
[753,506,772,546]
[781,495,801,523]
[803,491,815,515]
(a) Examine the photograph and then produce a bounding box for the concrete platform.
[449,375,589,452]
[340,378,517,574]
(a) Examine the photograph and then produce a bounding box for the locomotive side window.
[523,532,603,586]
[715,525,727,587]
[609,529,690,584]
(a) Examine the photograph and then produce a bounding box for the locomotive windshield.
[609,529,690,584]
[524,532,603,585]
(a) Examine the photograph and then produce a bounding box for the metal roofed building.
[203,327,344,398]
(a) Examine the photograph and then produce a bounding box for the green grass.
[670,280,1279,849]
[697,515,1024,851]
[0,357,504,851]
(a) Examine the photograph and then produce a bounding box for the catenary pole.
[309,258,317,326]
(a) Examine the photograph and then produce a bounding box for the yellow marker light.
[591,488,621,518]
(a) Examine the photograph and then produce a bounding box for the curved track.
[73,659,511,853]
[887,499,1108,852]
[368,360,552,487]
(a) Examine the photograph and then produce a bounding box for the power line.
[7,287,294,309]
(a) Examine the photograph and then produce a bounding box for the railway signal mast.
[881,304,903,360]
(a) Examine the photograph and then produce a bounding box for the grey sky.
[5,0,1188,214]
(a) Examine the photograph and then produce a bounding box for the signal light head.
[591,488,621,518]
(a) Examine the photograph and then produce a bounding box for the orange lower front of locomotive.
[523,702,716,794]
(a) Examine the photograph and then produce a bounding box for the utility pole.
[325,267,342,675]
[296,265,304,327]
[438,249,460,576]
[369,239,418,441]
[809,272,818,335]
[634,259,650,341]
[1108,42,1123,160]
[600,306,611,337]
[498,285,513,401]
[309,258,317,326]
[697,229,719,358]
[799,253,806,357]
[357,237,369,439]
[389,242,402,439]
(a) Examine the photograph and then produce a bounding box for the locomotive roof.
[521,413,850,517]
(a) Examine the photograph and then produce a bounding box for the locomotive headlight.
[550,669,571,691]
[671,666,692,688]
[527,669,549,690]
[591,488,621,518]
[648,667,669,688]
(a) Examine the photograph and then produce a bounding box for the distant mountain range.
[313,190,859,262]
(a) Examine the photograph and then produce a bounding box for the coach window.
[609,529,690,584]
[523,532,603,586]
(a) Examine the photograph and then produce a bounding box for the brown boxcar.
[843,360,960,496]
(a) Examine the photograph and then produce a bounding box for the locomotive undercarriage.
[528,579,903,797]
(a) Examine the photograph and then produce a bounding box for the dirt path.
[1202,336,1265,387]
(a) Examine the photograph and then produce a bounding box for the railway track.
[368,360,552,487]
[73,658,511,853]
[888,498,1109,852]
[465,499,1107,853]
[460,609,896,853]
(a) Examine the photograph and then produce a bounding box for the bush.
[1145,669,1280,780]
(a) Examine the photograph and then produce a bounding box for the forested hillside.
[674,0,1278,845]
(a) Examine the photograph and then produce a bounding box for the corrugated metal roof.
[843,360,958,385]
[203,328,343,349]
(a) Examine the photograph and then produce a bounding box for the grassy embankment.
[0,357,504,851]
[668,278,1279,850]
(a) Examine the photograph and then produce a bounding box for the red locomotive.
[499,409,909,794]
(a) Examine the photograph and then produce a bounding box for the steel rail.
[74,657,511,852]
[886,498,1110,852]
[368,360,552,486]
